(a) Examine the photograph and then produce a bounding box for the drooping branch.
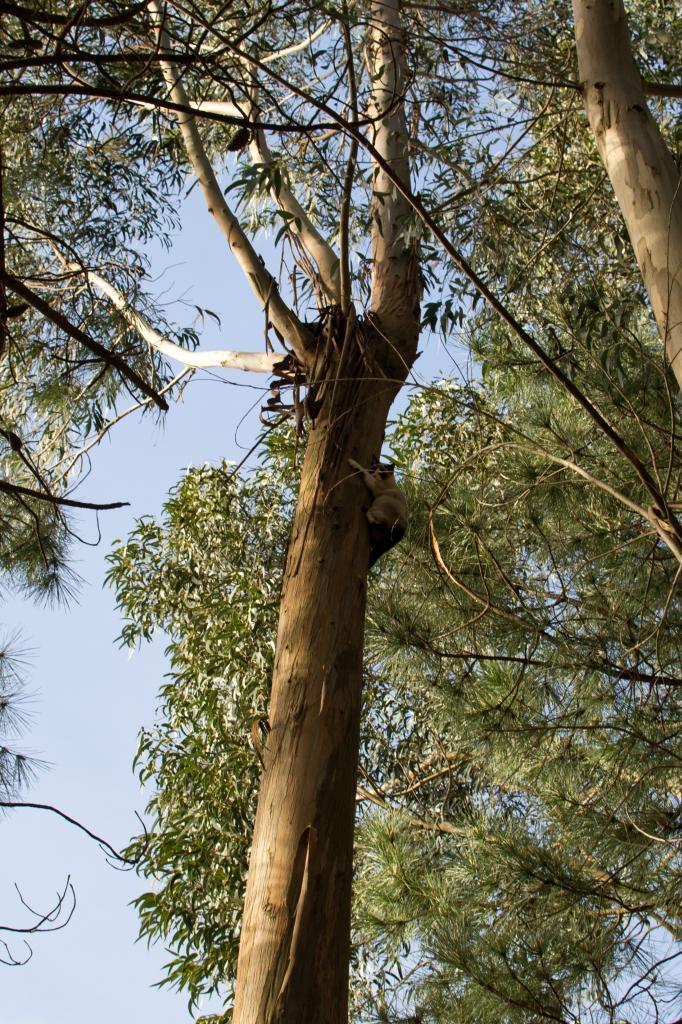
[0,877,75,964]
[1,273,169,410]
[64,263,286,373]
[0,801,133,864]
[0,877,76,937]
[148,0,314,364]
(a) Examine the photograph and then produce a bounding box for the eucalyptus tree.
[3,1,481,1016]
[2,0,682,1021]
[572,0,682,388]
[108,340,682,1024]
[2,1,427,1016]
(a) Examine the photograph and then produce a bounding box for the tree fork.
[232,320,416,1024]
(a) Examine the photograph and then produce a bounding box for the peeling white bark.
[573,0,682,388]
[148,0,313,362]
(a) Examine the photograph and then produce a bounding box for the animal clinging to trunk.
[348,457,408,567]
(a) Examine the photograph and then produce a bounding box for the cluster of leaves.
[106,434,297,1008]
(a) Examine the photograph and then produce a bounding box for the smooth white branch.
[248,128,340,303]
[72,265,284,373]
[188,95,340,302]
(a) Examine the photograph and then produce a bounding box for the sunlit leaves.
[107,441,297,1009]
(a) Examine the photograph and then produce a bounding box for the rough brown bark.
[572,0,682,388]
[232,325,417,1024]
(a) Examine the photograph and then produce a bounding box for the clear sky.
[1,186,451,1023]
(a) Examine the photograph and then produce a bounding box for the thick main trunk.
[232,328,415,1024]
[233,3,418,1016]
[572,0,682,388]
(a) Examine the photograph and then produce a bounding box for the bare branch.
[0,802,134,864]
[0,876,76,935]
[0,938,32,966]
[642,79,682,100]
[66,264,287,373]
[189,94,341,301]
[261,20,332,64]
[0,479,128,511]
[189,99,245,119]
[1,274,168,410]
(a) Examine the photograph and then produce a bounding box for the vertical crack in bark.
[273,825,317,1016]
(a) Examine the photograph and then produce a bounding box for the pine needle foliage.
[0,633,39,797]
[355,340,682,1023]
[109,328,682,1022]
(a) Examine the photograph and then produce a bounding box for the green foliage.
[0,79,187,600]
[109,332,682,1022]
[106,436,297,1008]
[4,0,682,1018]
[3,0,680,602]
[353,339,682,1022]
[0,634,39,797]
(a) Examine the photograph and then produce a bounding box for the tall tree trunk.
[232,3,419,1019]
[232,329,414,1024]
[572,0,682,388]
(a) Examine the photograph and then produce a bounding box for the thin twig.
[0,479,129,510]
[0,801,134,864]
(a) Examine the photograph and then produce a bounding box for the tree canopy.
[109,324,682,1020]
[2,0,682,1020]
